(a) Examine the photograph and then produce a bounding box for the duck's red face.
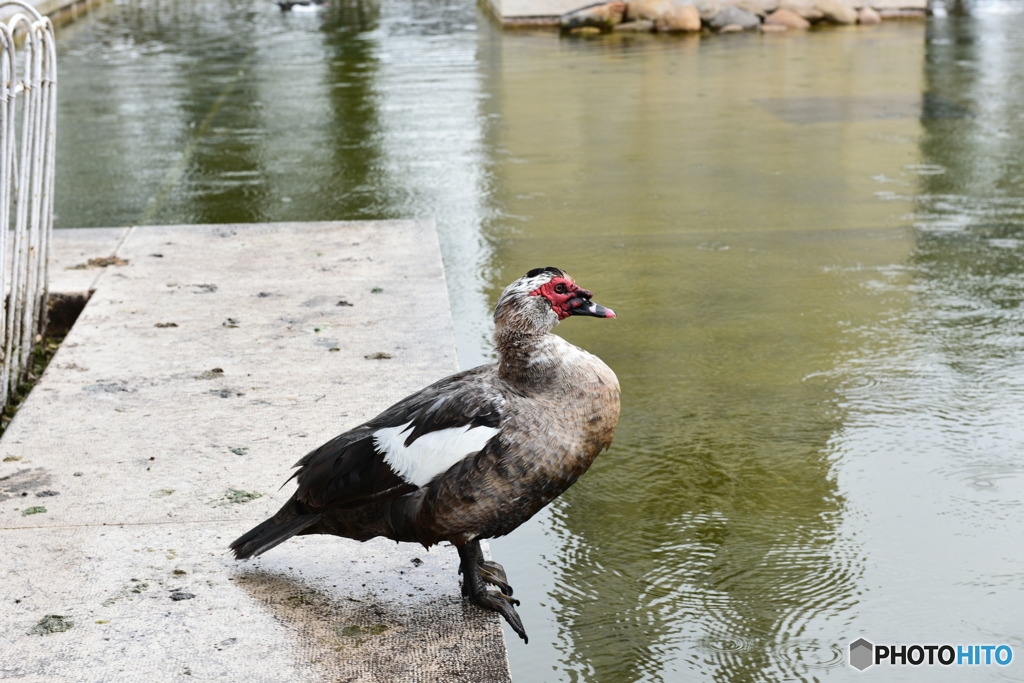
[530,276,616,321]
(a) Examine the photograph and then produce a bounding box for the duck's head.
[494,267,615,335]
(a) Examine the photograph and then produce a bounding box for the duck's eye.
[554,283,567,294]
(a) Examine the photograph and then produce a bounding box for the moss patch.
[337,623,389,638]
[30,614,73,635]
[224,488,262,504]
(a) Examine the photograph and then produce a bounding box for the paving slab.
[0,221,511,682]
[46,226,131,293]
[484,0,580,23]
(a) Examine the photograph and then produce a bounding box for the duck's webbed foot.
[457,541,528,643]
[479,559,515,597]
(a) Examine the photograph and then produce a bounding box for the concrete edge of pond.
[0,221,512,682]
[1,0,105,25]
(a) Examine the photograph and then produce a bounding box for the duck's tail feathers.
[230,504,323,560]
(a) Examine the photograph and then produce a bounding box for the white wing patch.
[373,421,498,487]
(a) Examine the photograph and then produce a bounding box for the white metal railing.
[0,1,56,412]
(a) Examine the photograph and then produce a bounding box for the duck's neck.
[495,328,571,388]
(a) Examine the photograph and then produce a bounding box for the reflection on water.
[814,7,1024,676]
[56,2,1024,681]
[479,22,919,681]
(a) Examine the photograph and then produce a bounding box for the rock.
[614,19,657,30]
[657,3,702,31]
[707,5,761,29]
[765,7,810,27]
[627,0,672,20]
[877,8,925,19]
[692,0,723,20]
[815,0,856,24]
[627,0,701,30]
[857,6,881,24]
[720,0,778,16]
[560,1,627,31]
[779,0,823,20]
[760,22,788,30]
[718,23,745,31]
[868,0,925,8]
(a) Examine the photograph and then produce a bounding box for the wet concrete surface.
[0,222,510,681]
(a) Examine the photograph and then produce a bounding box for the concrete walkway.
[0,221,510,681]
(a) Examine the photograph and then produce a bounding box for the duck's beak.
[569,298,616,319]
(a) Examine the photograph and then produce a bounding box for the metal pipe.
[0,1,55,413]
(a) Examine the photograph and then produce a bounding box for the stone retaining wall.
[491,0,928,28]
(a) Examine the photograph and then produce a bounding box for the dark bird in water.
[275,0,326,11]
[230,267,620,642]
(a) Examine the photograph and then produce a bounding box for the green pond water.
[57,1,1024,680]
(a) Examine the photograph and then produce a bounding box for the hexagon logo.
[849,638,874,671]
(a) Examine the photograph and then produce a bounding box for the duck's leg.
[457,540,528,643]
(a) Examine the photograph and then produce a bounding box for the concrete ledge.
[1,0,105,24]
[482,0,580,23]
[0,221,510,681]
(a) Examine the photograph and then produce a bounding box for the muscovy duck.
[230,267,620,642]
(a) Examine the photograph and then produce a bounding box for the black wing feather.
[290,365,503,510]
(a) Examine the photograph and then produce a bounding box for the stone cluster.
[559,0,926,33]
